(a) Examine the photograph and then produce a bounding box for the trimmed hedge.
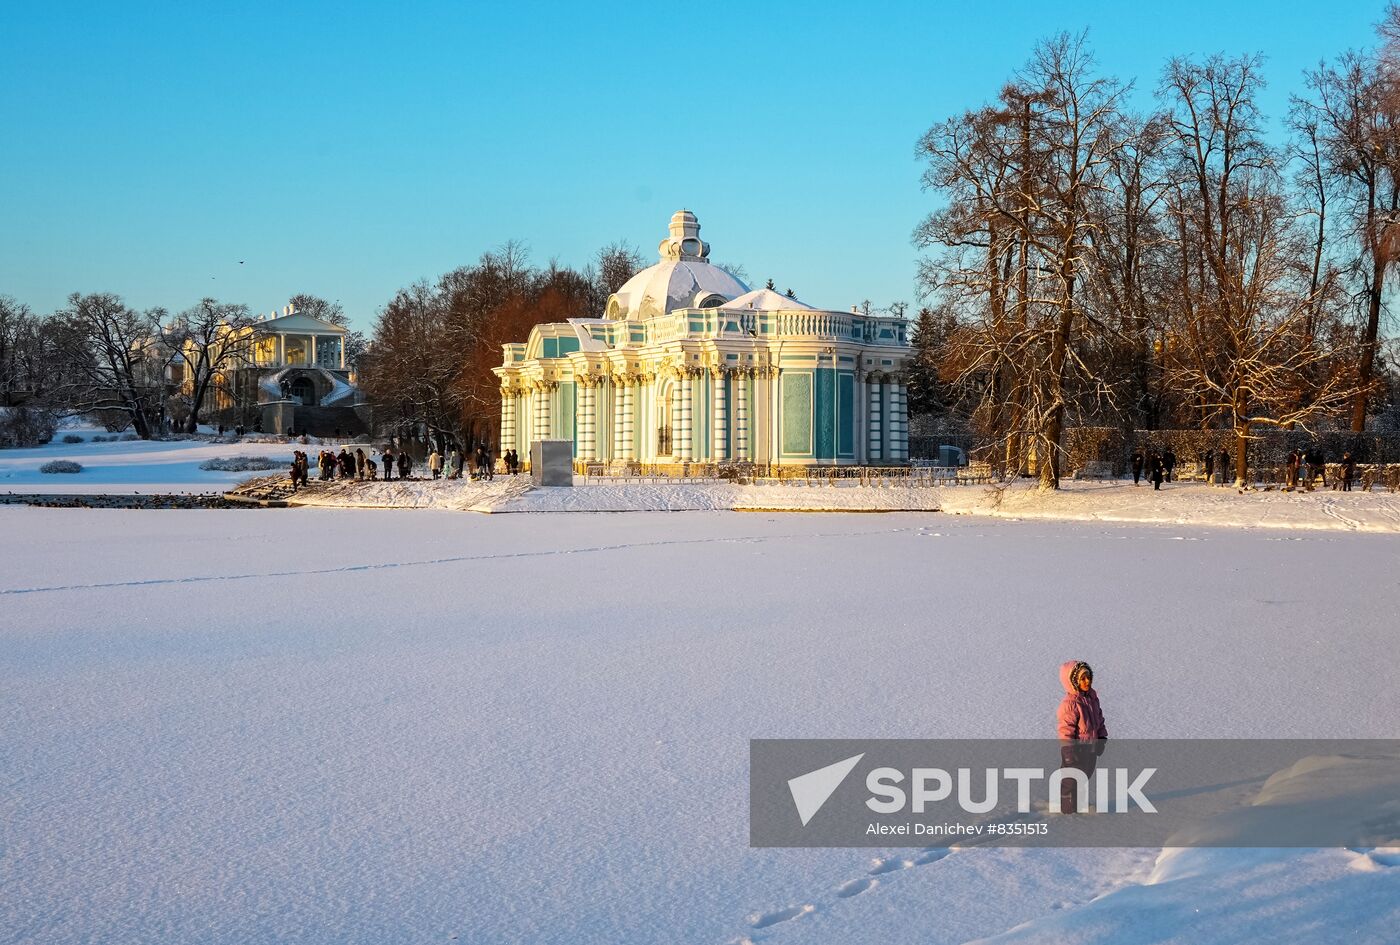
[40,460,83,474]
[199,456,283,472]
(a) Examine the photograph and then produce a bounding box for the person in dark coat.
[1341,451,1357,491]
[290,450,308,490]
[1203,450,1214,483]
[1130,451,1144,486]
[1149,453,1164,490]
[337,449,353,480]
[398,450,411,480]
[355,448,366,480]
[1305,447,1325,489]
[382,447,395,481]
[1163,449,1176,483]
[1216,448,1230,486]
[1285,449,1300,490]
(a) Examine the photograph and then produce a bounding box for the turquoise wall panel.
[781,372,813,456]
[562,382,576,447]
[838,371,854,456]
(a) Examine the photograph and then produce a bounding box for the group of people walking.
[423,444,502,481]
[1130,448,1233,489]
[289,447,383,490]
[1283,448,1357,491]
[1126,444,1367,491]
[289,442,526,491]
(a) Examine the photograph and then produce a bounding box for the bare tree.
[1081,113,1174,432]
[164,298,254,432]
[587,242,645,312]
[1159,55,1360,483]
[1297,49,1400,431]
[286,293,347,327]
[917,32,1126,487]
[55,293,171,438]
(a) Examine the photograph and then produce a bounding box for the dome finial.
[658,209,709,262]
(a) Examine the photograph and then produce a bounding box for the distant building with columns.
[174,306,364,434]
[492,211,911,466]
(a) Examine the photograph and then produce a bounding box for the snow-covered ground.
[2,506,1398,944]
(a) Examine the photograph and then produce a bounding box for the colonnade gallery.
[493,211,912,466]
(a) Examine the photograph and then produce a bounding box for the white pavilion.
[493,210,911,466]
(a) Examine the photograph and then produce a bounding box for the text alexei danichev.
[866,822,1049,836]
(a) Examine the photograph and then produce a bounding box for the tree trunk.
[1041,271,1076,490]
[1351,255,1385,432]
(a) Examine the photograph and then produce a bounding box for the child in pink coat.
[1057,660,1108,812]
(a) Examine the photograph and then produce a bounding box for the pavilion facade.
[493,211,911,467]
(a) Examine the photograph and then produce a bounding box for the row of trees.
[910,15,1400,487]
[0,292,355,441]
[357,243,645,452]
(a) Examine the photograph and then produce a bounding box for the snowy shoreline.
[7,434,1400,532]
[286,475,1400,533]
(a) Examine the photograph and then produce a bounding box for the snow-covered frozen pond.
[2,507,1398,944]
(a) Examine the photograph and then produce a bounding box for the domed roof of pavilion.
[604,210,749,320]
[720,287,815,311]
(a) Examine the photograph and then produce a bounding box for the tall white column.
[767,364,778,464]
[881,375,894,461]
[891,376,908,461]
[623,378,636,460]
[679,370,694,461]
[311,335,319,367]
[669,374,683,458]
[854,370,867,464]
[577,380,594,461]
[613,378,629,460]
[499,386,514,455]
[539,382,553,440]
[735,368,750,461]
[869,373,884,462]
[713,367,728,461]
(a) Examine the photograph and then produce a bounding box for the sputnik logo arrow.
[787,753,864,827]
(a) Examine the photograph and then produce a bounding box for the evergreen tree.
[905,307,954,419]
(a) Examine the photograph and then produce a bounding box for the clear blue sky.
[0,0,1386,329]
